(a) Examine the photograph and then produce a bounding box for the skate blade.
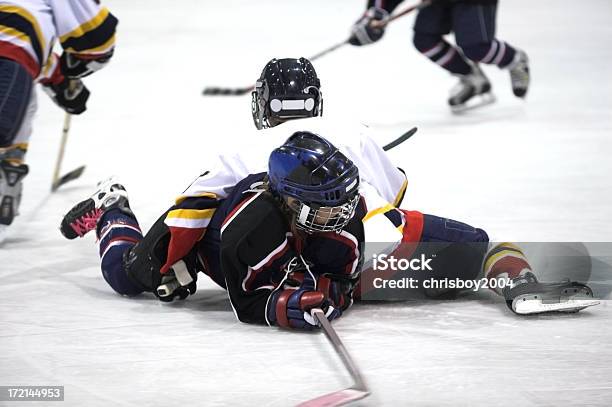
[513,297,600,315]
[451,93,496,114]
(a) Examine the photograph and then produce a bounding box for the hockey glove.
[349,7,389,46]
[155,258,199,302]
[42,78,89,115]
[60,51,114,79]
[267,256,341,330]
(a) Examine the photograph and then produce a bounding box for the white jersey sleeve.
[0,0,116,80]
[48,0,117,56]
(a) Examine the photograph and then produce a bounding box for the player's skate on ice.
[448,64,495,112]
[508,50,530,98]
[503,272,598,315]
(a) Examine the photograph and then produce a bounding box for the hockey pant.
[413,3,516,75]
[0,58,35,159]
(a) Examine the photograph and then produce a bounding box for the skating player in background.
[349,0,530,111]
[0,0,118,240]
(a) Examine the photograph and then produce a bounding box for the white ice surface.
[2,0,612,406]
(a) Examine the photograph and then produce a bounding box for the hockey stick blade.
[51,165,85,192]
[296,387,369,407]
[202,85,254,96]
[382,127,418,151]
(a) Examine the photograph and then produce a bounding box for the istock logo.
[372,254,434,271]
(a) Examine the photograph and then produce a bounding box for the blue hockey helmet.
[252,58,323,130]
[268,131,360,233]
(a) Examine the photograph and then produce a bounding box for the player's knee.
[413,32,443,54]
[460,42,492,63]
[422,214,489,243]
[101,245,144,296]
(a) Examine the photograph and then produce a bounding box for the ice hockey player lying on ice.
[59,58,596,329]
[60,132,598,330]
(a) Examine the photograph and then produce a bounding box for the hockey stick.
[202,39,349,96]
[297,309,369,407]
[51,112,86,192]
[382,126,417,151]
[202,1,428,96]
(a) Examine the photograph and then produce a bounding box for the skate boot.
[507,50,530,98]
[448,64,495,113]
[0,160,29,227]
[503,271,599,315]
[60,177,132,239]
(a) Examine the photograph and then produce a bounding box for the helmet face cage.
[288,194,360,233]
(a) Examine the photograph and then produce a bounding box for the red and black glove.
[267,256,341,330]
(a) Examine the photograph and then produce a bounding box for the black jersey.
[203,174,366,325]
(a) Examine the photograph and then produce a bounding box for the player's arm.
[161,193,220,274]
[39,1,118,113]
[49,0,118,79]
[221,194,339,329]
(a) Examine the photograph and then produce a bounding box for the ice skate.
[448,64,495,113]
[507,50,530,98]
[503,272,599,315]
[60,177,132,240]
[0,159,29,227]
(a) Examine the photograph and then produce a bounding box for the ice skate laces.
[70,207,103,237]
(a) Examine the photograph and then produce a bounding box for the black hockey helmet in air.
[252,58,323,130]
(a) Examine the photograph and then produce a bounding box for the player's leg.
[413,214,490,298]
[453,4,530,97]
[60,178,145,296]
[0,58,34,236]
[412,3,473,77]
[412,3,492,110]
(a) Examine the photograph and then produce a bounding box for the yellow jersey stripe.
[166,208,216,220]
[59,7,109,43]
[0,5,45,55]
[363,203,395,222]
[0,25,31,43]
[393,178,408,207]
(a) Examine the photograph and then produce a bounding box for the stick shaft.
[52,113,71,187]
[382,127,417,151]
[312,309,368,391]
[308,40,349,62]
